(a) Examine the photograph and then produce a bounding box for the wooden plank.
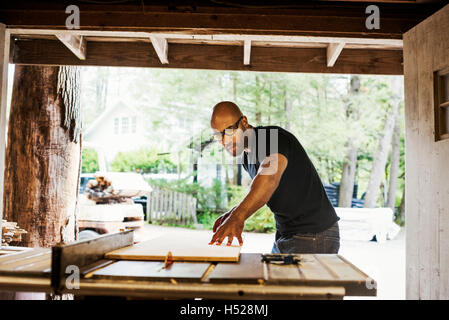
[326,42,345,67]
[1,1,442,39]
[10,29,405,48]
[55,33,86,60]
[149,35,168,64]
[317,255,367,282]
[105,233,241,262]
[0,24,9,241]
[403,25,420,300]
[266,263,302,284]
[51,230,134,291]
[298,255,337,281]
[12,39,404,75]
[243,40,251,65]
[207,253,264,284]
[91,260,210,282]
[0,251,50,272]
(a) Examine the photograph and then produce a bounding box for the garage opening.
[72,67,404,299]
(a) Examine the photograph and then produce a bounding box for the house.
[83,101,150,164]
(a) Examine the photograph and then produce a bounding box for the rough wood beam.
[12,39,404,75]
[0,24,9,240]
[243,40,251,65]
[327,42,345,67]
[149,36,168,64]
[1,1,444,39]
[55,33,86,60]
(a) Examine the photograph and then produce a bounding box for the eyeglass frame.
[212,116,244,141]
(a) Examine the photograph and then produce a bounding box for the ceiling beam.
[149,36,168,64]
[8,29,404,47]
[243,40,251,65]
[327,42,346,67]
[55,33,86,60]
[11,39,404,75]
[1,1,444,39]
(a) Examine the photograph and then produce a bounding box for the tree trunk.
[396,186,405,225]
[3,65,81,247]
[364,102,400,208]
[338,75,360,207]
[339,139,358,207]
[387,114,401,209]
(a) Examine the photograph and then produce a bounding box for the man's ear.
[241,116,248,129]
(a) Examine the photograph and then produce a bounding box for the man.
[209,101,340,254]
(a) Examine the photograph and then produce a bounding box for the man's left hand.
[209,212,244,246]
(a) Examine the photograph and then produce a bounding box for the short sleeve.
[268,128,291,160]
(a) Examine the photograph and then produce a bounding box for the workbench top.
[0,246,376,299]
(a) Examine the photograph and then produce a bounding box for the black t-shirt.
[242,126,339,238]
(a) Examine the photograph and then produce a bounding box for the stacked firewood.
[85,175,133,204]
[1,220,27,246]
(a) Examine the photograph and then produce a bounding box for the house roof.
[83,101,140,137]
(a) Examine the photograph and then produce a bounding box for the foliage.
[227,185,276,233]
[111,148,177,173]
[81,67,406,230]
[81,148,99,173]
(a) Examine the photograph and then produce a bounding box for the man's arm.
[209,153,288,246]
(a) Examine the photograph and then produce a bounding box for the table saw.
[0,230,376,300]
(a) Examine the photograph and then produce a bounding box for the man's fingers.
[212,218,221,233]
[209,230,220,245]
[237,234,244,246]
[226,236,234,246]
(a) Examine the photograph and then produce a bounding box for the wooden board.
[105,233,241,262]
[12,40,404,75]
[207,253,265,284]
[90,260,211,282]
[0,248,51,276]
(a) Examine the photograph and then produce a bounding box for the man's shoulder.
[256,125,296,141]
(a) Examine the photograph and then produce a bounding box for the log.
[3,65,81,247]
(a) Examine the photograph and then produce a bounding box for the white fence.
[147,187,198,225]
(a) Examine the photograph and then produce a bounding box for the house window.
[114,118,119,134]
[122,117,129,134]
[434,67,449,141]
[131,116,137,133]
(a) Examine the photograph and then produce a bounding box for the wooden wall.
[403,4,449,299]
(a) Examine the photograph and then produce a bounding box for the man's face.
[211,116,246,157]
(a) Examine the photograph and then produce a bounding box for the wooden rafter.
[55,33,86,60]
[0,1,444,39]
[12,39,404,75]
[327,42,346,67]
[149,36,168,64]
[243,40,251,65]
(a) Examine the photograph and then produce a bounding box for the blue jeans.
[271,221,340,254]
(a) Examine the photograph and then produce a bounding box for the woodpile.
[1,220,27,246]
[85,175,133,204]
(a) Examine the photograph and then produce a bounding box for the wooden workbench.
[0,241,376,299]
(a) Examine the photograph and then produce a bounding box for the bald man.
[209,101,340,254]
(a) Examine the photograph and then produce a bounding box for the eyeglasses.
[212,116,244,142]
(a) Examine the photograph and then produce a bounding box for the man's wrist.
[231,205,250,223]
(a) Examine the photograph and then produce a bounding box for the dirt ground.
[140,223,406,300]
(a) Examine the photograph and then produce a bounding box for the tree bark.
[3,65,81,247]
[387,114,401,209]
[338,75,360,207]
[339,139,358,207]
[364,101,400,208]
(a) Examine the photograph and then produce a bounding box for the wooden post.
[3,65,81,247]
[0,24,9,241]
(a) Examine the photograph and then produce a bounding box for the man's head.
[210,101,250,157]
